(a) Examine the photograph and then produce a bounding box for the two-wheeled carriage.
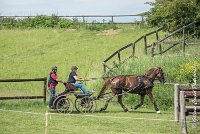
[52,83,96,113]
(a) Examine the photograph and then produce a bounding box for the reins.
[83,75,137,81]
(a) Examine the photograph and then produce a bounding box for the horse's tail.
[97,78,112,99]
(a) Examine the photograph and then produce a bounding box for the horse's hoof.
[131,106,137,110]
[100,108,105,111]
[124,108,128,112]
[156,111,161,114]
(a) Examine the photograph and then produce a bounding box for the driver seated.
[67,66,94,94]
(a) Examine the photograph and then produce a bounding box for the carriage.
[52,83,97,113]
[52,67,165,114]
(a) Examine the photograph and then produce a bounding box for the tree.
[147,0,200,32]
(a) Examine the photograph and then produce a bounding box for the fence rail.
[174,84,200,134]
[0,14,146,24]
[174,84,200,122]
[0,78,47,103]
[102,21,199,74]
[151,21,199,57]
[102,27,163,74]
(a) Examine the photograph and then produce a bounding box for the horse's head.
[145,67,166,84]
[155,67,166,84]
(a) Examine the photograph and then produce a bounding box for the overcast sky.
[0,0,154,16]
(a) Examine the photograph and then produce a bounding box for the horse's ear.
[157,67,162,71]
[156,67,161,73]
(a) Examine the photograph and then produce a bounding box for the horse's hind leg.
[146,90,160,113]
[132,94,145,110]
[118,94,128,112]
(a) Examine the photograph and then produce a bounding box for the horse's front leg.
[100,94,114,111]
[118,94,128,112]
[146,90,160,113]
[132,94,145,110]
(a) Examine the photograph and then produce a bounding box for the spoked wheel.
[75,96,96,113]
[56,97,73,113]
[75,98,80,112]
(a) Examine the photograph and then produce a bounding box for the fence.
[102,27,163,74]
[174,84,200,134]
[151,21,199,57]
[102,21,199,74]
[0,14,146,24]
[0,78,47,103]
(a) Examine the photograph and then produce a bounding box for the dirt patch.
[97,29,122,36]
[64,29,76,32]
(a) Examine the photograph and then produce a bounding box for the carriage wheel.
[75,98,80,112]
[77,97,96,113]
[56,97,73,113]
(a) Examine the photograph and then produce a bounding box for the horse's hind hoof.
[124,108,128,112]
[131,106,138,110]
[100,108,105,111]
[156,111,161,114]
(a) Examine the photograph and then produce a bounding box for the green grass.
[0,24,200,134]
[0,100,199,134]
[0,25,157,78]
[0,24,163,94]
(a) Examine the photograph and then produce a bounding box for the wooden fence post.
[83,16,85,23]
[0,17,3,29]
[117,50,121,63]
[103,62,106,74]
[156,30,159,41]
[132,43,135,57]
[174,84,180,122]
[43,78,47,104]
[182,26,186,56]
[142,16,144,22]
[158,42,162,55]
[180,91,187,134]
[144,35,147,55]
[111,16,114,23]
[194,22,196,38]
[151,42,155,57]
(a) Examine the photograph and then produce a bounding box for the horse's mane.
[145,67,162,76]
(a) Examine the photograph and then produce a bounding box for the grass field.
[0,100,199,134]
[0,24,200,134]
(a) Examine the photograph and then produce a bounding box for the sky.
[0,0,154,23]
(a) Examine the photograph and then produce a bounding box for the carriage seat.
[63,82,77,92]
[60,83,94,97]
[57,83,77,96]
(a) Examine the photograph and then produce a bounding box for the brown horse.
[97,67,165,113]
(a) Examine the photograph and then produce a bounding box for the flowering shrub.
[178,61,200,83]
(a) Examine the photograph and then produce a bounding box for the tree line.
[147,0,200,32]
[0,0,199,32]
[0,15,118,30]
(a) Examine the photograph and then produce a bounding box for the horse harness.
[118,75,154,93]
[98,75,155,101]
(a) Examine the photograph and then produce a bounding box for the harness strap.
[136,75,145,88]
[143,75,154,89]
[120,76,144,91]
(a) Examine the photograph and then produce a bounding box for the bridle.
[144,68,165,83]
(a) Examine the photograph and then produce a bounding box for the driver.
[67,66,94,94]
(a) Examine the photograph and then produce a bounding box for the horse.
[97,67,166,113]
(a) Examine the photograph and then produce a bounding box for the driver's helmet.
[71,66,78,70]
[51,66,58,70]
